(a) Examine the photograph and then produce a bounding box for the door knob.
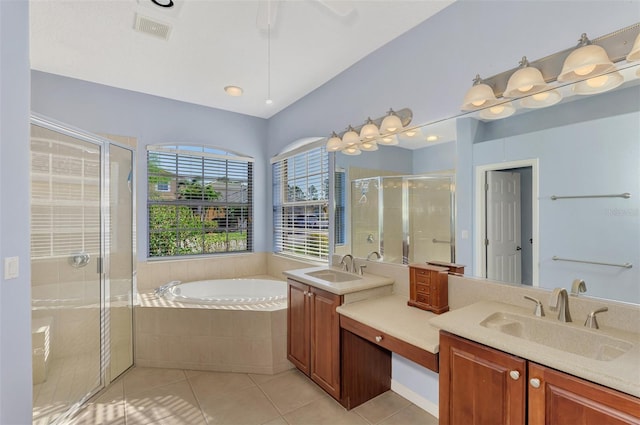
[375,336,383,343]
[516,246,522,251]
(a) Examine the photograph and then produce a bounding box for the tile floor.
[67,366,439,425]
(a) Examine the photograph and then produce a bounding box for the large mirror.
[331,63,640,305]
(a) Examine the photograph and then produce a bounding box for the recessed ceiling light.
[224,86,243,97]
[426,135,439,142]
[151,0,174,7]
[266,99,273,105]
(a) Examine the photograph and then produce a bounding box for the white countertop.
[337,294,440,354]
[283,266,394,295]
[429,300,640,398]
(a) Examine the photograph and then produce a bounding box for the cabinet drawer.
[416,293,431,305]
[340,315,438,372]
[416,283,430,294]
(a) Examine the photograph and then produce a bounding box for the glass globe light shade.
[342,145,361,156]
[380,110,403,133]
[360,119,380,140]
[519,89,563,109]
[478,102,516,120]
[326,132,343,152]
[359,141,378,152]
[557,44,615,82]
[504,66,549,98]
[378,134,399,145]
[461,83,498,111]
[572,71,623,95]
[342,126,360,146]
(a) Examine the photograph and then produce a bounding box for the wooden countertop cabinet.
[408,264,449,314]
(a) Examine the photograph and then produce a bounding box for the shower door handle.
[69,252,90,268]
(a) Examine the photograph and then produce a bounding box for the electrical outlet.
[4,257,19,280]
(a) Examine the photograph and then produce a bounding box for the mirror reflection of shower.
[351,174,455,265]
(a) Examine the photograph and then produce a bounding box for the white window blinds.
[272,144,329,262]
[147,145,253,257]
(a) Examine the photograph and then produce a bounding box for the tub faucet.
[549,288,572,322]
[339,254,354,273]
[154,280,181,297]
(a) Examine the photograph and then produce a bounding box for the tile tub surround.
[137,252,318,292]
[135,282,293,375]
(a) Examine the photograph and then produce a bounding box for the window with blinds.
[272,144,329,262]
[147,145,253,258]
[334,170,346,246]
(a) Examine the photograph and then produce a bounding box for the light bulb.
[489,105,505,114]
[471,99,486,107]
[574,64,597,76]
[518,84,534,93]
[532,92,550,101]
[586,75,609,88]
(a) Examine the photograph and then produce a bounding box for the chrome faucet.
[549,288,572,322]
[584,307,608,329]
[570,279,586,296]
[339,254,355,273]
[367,251,382,261]
[154,280,181,297]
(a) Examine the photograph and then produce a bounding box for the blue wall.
[0,1,32,423]
[31,72,269,258]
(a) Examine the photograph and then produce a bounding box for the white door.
[486,170,522,284]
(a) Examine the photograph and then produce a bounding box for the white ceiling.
[29,0,454,119]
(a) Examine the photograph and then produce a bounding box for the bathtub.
[135,277,293,374]
[161,278,287,305]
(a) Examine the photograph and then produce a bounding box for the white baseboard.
[391,379,439,419]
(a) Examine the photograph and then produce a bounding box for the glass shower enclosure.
[351,174,455,265]
[30,115,135,425]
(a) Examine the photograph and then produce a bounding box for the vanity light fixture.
[461,75,499,111]
[557,34,615,83]
[325,108,412,154]
[461,23,640,119]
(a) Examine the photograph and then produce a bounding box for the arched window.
[147,144,253,257]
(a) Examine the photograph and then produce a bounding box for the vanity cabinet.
[287,278,342,400]
[440,331,640,425]
[528,362,640,424]
[439,331,526,425]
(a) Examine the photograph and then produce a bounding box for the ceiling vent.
[134,13,172,40]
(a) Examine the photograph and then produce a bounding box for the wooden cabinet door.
[439,331,526,425]
[287,279,310,375]
[310,286,342,400]
[528,362,640,425]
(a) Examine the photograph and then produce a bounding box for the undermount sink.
[305,269,362,283]
[480,312,634,361]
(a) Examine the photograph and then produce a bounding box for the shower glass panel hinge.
[97,257,103,274]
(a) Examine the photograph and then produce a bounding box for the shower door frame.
[30,113,136,423]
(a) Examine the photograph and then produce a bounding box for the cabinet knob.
[375,336,383,343]
[509,370,520,380]
[303,291,308,296]
[530,378,541,388]
[307,292,313,297]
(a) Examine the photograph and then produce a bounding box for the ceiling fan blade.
[256,0,280,31]
[315,0,355,17]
